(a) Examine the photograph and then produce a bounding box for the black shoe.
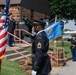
[73,60,76,61]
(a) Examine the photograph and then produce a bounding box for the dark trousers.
[8,34,14,46]
[41,74,48,75]
[71,48,76,60]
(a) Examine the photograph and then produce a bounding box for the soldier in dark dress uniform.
[68,34,76,61]
[8,14,16,47]
[32,19,52,75]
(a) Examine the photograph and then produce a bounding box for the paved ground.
[51,60,76,75]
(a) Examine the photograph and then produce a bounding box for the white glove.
[32,70,37,75]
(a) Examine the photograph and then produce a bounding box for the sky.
[64,20,76,30]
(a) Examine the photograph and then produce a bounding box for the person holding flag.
[0,0,10,71]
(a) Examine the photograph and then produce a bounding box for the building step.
[9,54,31,61]
[5,51,29,59]
[5,43,31,61]
[5,51,29,57]
[5,49,26,55]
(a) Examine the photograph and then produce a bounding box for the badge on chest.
[37,42,42,48]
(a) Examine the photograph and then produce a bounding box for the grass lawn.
[49,41,72,58]
[0,58,29,75]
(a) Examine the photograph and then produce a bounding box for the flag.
[0,0,10,59]
[44,21,62,40]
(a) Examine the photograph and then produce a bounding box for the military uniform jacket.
[68,38,76,49]
[8,18,16,34]
[32,30,52,74]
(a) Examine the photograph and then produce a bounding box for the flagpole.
[0,59,2,71]
[54,15,57,46]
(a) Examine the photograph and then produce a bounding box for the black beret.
[34,19,46,26]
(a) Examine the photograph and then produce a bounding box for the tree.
[49,0,76,20]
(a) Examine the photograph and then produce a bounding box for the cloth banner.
[44,21,62,40]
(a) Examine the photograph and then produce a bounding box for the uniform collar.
[37,30,44,35]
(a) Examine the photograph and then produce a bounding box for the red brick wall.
[0,5,46,22]
[21,7,45,21]
[21,7,31,20]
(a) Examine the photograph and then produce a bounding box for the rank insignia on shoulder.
[37,42,42,48]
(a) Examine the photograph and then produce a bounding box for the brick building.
[0,0,45,22]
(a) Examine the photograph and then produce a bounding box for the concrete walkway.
[51,60,76,75]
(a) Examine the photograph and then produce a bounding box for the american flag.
[0,0,10,59]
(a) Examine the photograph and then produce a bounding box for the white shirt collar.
[37,30,43,35]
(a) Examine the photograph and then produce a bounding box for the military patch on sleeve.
[37,42,42,48]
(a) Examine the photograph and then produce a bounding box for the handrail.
[50,43,65,57]
[6,45,30,60]
[15,29,32,36]
[7,32,32,60]
[49,43,65,67]
[14,29,32,42]
[50,44,64,50]
[8,32,32,47]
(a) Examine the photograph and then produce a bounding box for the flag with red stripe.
[0,0,10,59]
